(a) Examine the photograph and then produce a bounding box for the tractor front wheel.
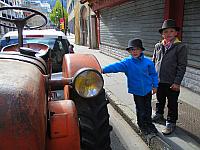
[72,89,112,150]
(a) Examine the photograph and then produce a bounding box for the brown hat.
[159,19,180,34]
[126,38,145,51]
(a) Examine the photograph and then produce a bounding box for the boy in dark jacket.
[152,19,188,135]
[103,38,158,135]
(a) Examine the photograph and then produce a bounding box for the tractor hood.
[0,54,47,150]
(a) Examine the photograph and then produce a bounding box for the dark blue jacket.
[102,53,158,96]
[153,38,187,85]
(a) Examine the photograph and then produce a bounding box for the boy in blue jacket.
[102,38,158,135]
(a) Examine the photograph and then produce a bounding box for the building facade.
[80,0,200,94]
[68,0,98,48]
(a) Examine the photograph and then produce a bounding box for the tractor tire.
[72,89,112,150]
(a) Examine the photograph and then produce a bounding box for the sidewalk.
[68,34,200,150]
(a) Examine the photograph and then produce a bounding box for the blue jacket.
[102,53,158,96]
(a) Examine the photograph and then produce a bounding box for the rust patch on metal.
[9,91,33,136]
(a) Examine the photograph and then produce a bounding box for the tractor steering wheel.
[0,7,47,47]
[0,6,47,29]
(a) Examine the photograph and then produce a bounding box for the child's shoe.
[162,122,176,135]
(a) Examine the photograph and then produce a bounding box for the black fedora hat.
[126,38,145,51]
[159,19,180,34]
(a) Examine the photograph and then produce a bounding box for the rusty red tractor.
[0,7,112,150]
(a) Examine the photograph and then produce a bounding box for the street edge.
[105,88,173,150]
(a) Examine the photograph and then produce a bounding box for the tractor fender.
[47,100,80,150]
[62,53,102,78]
[62,54,102,99]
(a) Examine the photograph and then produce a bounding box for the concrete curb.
[105,89,173,150]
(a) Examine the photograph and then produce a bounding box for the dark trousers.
[133,92,152,128]
[156,83,180,123]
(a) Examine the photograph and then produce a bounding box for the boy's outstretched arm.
[102,60,127,74]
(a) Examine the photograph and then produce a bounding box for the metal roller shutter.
[181,0,200,93]
[99,0,164,58]
[182,0,200,69]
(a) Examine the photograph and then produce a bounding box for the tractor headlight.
[73,68,104,98]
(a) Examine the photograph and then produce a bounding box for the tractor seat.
[1,43,49,58]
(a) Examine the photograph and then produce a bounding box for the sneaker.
[152,114,165,123]
[162,122,176,135]
[148,123,158,134]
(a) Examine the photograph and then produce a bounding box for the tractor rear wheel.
[72,89,112,150]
